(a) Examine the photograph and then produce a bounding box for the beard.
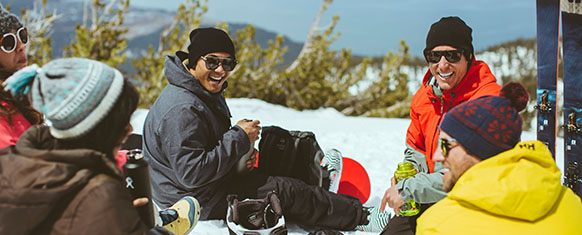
[442,170,458,192]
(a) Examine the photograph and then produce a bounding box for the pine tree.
[226,24,287,100]
[63,0,129,68]
[129,0,411,119]
[131,0,208,107]
[20,0,58,66]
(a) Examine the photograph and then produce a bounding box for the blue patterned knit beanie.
[440,82,529,159]
[3,58,124,139]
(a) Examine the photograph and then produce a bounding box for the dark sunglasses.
[200,55,237,71]
[424,49,464,63]
[1,27,29,53]
[440,138,458,157]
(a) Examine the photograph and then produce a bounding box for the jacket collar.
[164,53,232,120]
[448,141,562,222]
[422,59,497,103]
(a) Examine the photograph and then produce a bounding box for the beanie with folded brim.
[440,82,529,160]
[3,58,124,139]
[185,27,236,69]
[424,16,474,61]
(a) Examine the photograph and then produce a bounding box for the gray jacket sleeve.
[395,144,447,203]
[158,105,250,190]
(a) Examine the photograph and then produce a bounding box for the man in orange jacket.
[380,16,502,234]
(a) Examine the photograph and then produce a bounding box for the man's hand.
[133,197,149,207]
[380,177,405,216]
[246,148,258,171]
[237,119,261,143]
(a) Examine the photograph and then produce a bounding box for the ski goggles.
[226,204,287,235]
[439,137,458,157]
[1,27,29,53]
[423,49,464,63]
[200,55,237,71]
[226,193,287,235]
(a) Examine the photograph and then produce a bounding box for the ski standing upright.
[561,0,582,198]
[535,0,560,158]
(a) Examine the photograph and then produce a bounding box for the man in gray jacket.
[143,27,390,232]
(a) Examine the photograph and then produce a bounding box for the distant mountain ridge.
[4,0,302,67]
[8,1,536,76]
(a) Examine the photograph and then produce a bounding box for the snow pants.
[229,173,366,231]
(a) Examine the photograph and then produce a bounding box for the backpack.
[257,126,328,188]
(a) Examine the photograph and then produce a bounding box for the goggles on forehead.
[439,137,458,157]
[424,49,464,63]
[1,27,29,53]
[201,55,237,71]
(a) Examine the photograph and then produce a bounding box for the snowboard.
[337,157,371,204]
[561,0,582,197]
[535,0,561,158]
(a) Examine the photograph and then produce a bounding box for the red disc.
[337,157,371,204]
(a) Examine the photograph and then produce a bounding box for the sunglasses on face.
[200,55,237,71]
[424,49,464,63]
[1,27,29,53]
[440,138,458,157]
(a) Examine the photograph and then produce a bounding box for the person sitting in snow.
[142,27,390,232]
[0,58,198,235]
[380,16,502,234]
[416,82,582,234]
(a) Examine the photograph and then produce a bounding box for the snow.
[130,98,563,234]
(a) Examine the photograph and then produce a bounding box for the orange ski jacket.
[406,60,501,172]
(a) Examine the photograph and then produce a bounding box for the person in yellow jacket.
[417,82,582,235]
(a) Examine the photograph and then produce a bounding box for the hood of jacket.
[448,140,562,222]
[0,125,122,234]
[164,53,231,119]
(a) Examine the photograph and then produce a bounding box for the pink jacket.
[0,101,32,149]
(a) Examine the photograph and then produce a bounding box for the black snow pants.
[229,172,366,231]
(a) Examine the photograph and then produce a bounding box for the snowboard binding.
[534,91,553,113]
[562,111,581,134]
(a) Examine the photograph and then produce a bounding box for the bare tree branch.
[285,0,332,73]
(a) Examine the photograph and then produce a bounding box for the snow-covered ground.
[131,98,563,234]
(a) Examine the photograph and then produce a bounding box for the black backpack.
[257,126,328,188]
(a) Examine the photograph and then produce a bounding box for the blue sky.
[128,0,536,57]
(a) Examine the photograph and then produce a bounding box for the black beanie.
[186,28,236,69]
[424,16,473,61]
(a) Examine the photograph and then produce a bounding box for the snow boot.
[320,149,343,193]
[355,207,392,233]
[160,196,200,235]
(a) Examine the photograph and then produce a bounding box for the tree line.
[14,0,542,131]
[15,0,411,118]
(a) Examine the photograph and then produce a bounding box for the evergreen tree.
[63,0,129,68]
[131,0,208,107]
[19,0,57,66]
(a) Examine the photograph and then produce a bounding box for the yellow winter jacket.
[417,140,582,235]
